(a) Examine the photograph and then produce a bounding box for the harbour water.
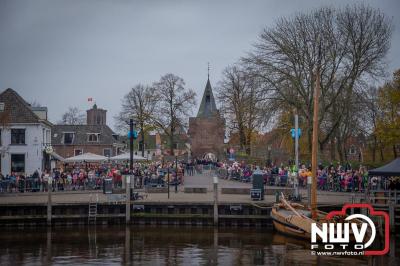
[0,226,398,265]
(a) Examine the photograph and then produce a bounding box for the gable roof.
[0,88,42,124]
[197,78,219,118]
[52,124,120,145]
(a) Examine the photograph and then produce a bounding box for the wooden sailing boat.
[271,194,325,239]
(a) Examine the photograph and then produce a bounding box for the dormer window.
[63,132,75,144]
[87,133,99,142]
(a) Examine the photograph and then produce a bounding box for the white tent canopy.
[110,152,147,161]
[64,152,108,163]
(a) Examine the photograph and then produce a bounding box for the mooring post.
[389,201,395,233]
[47,177,52,225]
[126,175,131,224]
[213,176,218,226]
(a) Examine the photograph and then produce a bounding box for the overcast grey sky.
[0,0,399,132]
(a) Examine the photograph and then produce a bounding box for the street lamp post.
[129,119,134,173]
[175,155,178,193]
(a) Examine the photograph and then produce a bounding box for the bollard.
[213,176,218,226]
[47,178,52,225]
[126,175,131,224]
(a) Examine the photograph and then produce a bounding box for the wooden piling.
[47,180,52,225]
[213,176,218,226]
[126,175,131,224]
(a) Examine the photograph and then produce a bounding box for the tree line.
[215,3,397,163]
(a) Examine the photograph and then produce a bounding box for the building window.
[103,148,111,157]
[11,154,25,173]
[11,129,25,144]
[139,141,145,152]
[74,149,83,156]
[46,130,51,144]
[173,142,178,149]
[63,132,75,144]
[349,145,356,155]
[87,133,99,142]
[206,95,210,103]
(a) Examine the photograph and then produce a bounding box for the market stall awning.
[110,152,147,161]
[49,151,64,161]
[64,152,108,163]
[369,157,400,177]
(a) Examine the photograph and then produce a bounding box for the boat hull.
[271,207,311,239]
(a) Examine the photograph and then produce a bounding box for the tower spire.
[207,62,210,80]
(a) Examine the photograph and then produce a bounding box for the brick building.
[188,77,225,159]
[52,104,123,159]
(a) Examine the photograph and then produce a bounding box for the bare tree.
[217,65,271,155]
[244,4,393,155]
[59,107,85,125]
[115,84,158,156]
[153,73,196,155]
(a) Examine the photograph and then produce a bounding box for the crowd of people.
[0,159,399,193]
[216,161,400,192]
[0,160,196,193]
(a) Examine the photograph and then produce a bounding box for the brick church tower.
[188,76,225,159]
[86,104,107,125]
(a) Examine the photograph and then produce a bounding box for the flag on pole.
[88,97,93,102]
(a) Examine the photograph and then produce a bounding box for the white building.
[0,88,53,176]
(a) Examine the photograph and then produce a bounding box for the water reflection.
[0,226,398,265]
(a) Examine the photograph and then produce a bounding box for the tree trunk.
[372,135,377,162]
[245,129,252,156]
[169,128,174,156]
[238,124,246,153]
[141,122,145,157]
[330,139,336,161]
[393,145,398,159]
[337,141,344,163]
[379,141,384,162]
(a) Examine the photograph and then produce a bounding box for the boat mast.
[311,64,320,219]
